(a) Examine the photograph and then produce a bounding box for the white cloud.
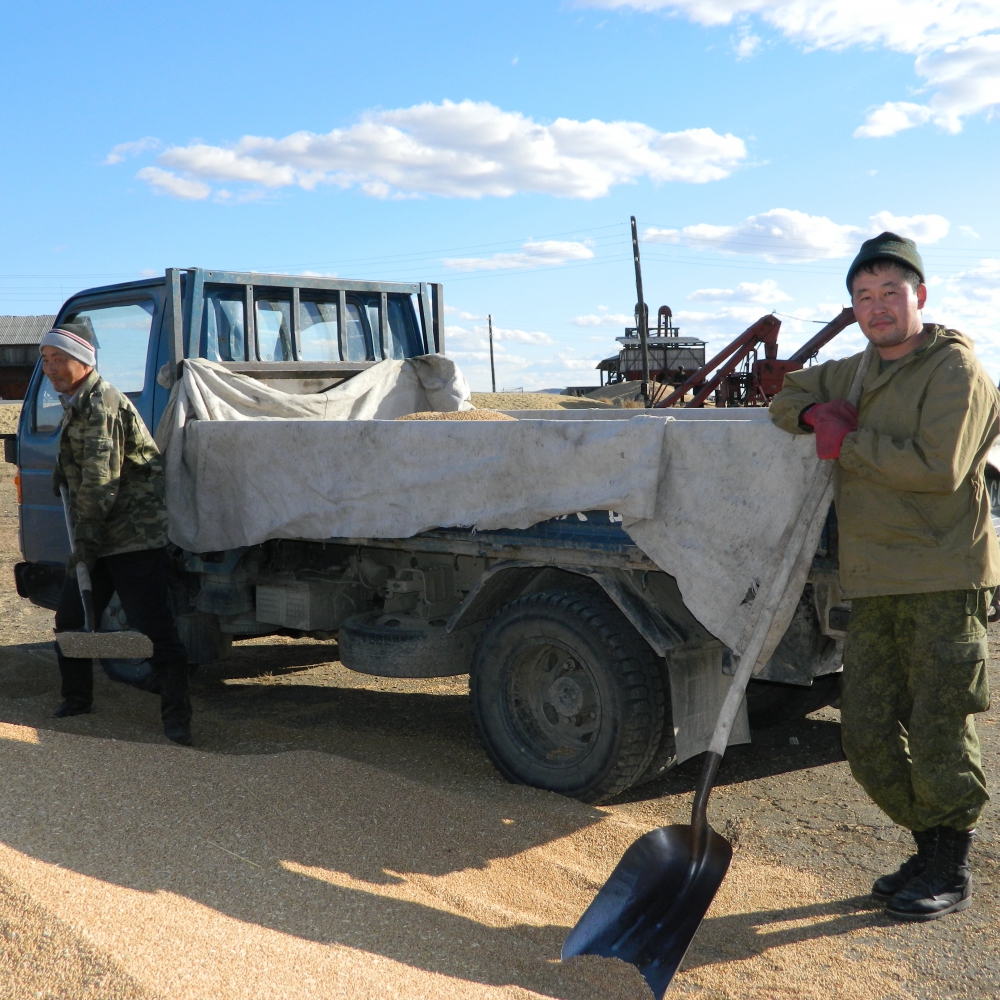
[445,321,602,393]
[105,137,160,165]
[135,167,210,200]
[856,33,1000,136]
[130,100,746,201]
[499,327,556,345]
[444,239,594,272]
[926,258,1000,377]
[688,279,791,304]
[868,211,951,243]
[734,31,762,59]
[571,311,634,327]
[558,355,606,371]
[675,305,777,325]
[853,102,935,138]
[445,305,484,320]
[448,322,554,346]
[644,208,949,261]
[577,1,1000,53]
[578,2,1000,135]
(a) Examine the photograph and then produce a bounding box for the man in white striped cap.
[40,321,192,745]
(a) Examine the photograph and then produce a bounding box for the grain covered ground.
[1,402,1000,999]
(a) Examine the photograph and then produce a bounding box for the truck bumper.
[14,561,64,610]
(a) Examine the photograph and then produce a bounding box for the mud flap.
[666,644,750,764]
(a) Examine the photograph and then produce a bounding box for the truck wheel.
[470,591,664,803]
[632,681,677,787]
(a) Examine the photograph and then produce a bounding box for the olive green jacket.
[770,325,1000,599]
[53,370,169,562]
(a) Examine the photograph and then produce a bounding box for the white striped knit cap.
[39,323,97,367]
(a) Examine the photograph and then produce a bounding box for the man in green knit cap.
[770,232,1000,920]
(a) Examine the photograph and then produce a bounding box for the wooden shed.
[0,315,55,399]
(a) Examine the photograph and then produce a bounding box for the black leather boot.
[157,659,193,746]
[887,827,974,921]
[53,700,92,718]
[872,828,938,899]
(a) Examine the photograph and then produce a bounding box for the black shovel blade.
[562,823,732,999]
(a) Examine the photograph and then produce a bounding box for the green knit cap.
[846,231,925,292]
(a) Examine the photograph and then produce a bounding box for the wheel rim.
[501,637,601,768]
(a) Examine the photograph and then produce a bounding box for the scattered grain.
[396,409,516,421]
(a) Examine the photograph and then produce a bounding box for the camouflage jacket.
[53,370,169,560]
[770,326,1000,599]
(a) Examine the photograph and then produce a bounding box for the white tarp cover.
[157,358,823,661]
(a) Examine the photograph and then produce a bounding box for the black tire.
[470,590,664,803]
[632,674,677,786]
[339,611,477,677]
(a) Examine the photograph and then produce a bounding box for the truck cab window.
[386,294,424,359]
[65,300,154,394]
[344,302,374,361]
[299,297,339,362]
[364,301,382,358]
[203,289,246,361]
[256,296,292,362]
[34,376,63,433]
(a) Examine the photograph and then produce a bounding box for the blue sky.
[2,0,999,389]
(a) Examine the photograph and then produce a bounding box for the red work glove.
[801,399,858,460]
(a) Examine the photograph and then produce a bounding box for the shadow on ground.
[0,722,889,1000]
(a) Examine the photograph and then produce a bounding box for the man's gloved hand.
[801,399,859,460]
[66,542,99,576]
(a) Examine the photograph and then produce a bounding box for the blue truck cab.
[12,267,443,607]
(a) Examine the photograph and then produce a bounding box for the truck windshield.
[65,300,154,393]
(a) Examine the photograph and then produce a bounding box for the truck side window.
[299,296,339,362]
[65,300,154,394]
[255,295,293,362]
[364,301,382,358]
[202,289,246,361]
[386,294,424,359]
[34,376,63,433]
[344,302,374,361]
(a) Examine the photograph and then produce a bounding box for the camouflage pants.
[841,590,992,832]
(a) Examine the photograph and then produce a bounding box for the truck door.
[18,289,163,565]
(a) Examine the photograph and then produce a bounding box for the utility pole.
[489,314,496,393]
[630,216,650,408]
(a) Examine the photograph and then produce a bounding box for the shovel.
[562,348,874,998]
[54,486,154,660]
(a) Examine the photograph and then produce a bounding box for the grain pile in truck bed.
[396,409,516,421]
[471,393,612,411]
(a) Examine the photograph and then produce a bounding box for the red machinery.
[652,307,856,408]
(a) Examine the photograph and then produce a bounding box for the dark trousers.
[55,547,190,731]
